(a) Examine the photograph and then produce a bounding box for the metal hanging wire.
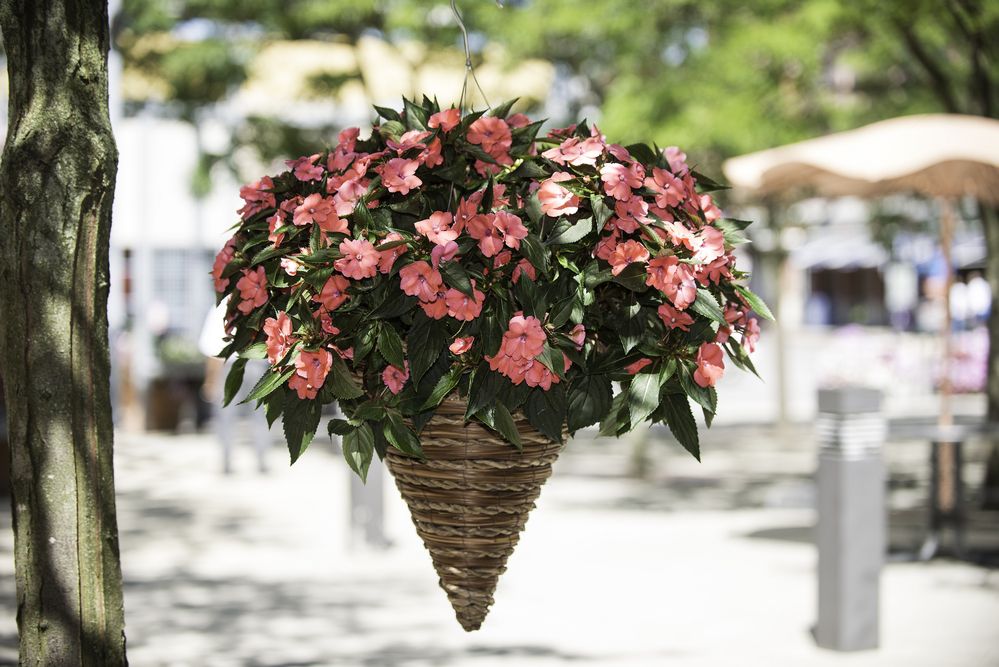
[450,0,495,112]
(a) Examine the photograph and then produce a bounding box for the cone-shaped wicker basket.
[385,394,564,631]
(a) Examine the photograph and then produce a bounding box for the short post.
[815,387,886,651]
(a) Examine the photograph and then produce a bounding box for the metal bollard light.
[814,387,886,652]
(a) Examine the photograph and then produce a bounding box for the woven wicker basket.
[385,393,564,631]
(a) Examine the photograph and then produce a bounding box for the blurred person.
[949,278,970,330]
[199,302,271,474]
[966,271,991,326]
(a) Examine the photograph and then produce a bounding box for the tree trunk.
[981,204,999,509]
[0,1,127,664]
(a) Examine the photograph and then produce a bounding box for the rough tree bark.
[0,1,127,664]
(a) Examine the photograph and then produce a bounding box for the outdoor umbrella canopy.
[722,114,999,204]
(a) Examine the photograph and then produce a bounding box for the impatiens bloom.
[313,275,351,311]
[538,172,580,217]
[467,116,512,159]
[699,194,723,222]
[743,317,761,353]
[263,312,295,364]
[267,212,286,246]
[493,211,529,250]
[512,258,536,283]
[608,240,650,276]
[381,158,422,195]
[382,361,410,394]
[625,358,654,375]
[236,267,268,314]
[542,136,605,167]
[664,146,689,175]
[399,261,443,302]
[657,303,695,331]
[420,288,449,319]
[212,237,237,292]
[449,336,474,355]
[428,107,460,132]
[570,324,586,350]
[500,314,546,360]
[290,348,333,400]
[335,238,379,279]
[662,221,699,252]
[387,129,429,154]
[693,226,726,264]
[431,240,459,269]
[377,232,409,273]
[613,197,650,234]
[693,343,725,388]
[287,154,324,182]
[646,255,697,310]
[281,257,303,276]
[328,127,359,172]
[645,167,685,209]
[415,211,459,246]
[237,176,276,219]
[444,281,485,321]
[420,137,443,168]
[600,162,644,201]
[293,193,336,228]
[594,229,620,261]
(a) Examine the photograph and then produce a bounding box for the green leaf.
[242,367,295,404]
[403,97,429,129]
[661,393,700,461]
[735,284,775,321]
[373,105,402,122]
[263,388,285,428]
[625,143,658,165]
[328,356,364,400]
[465,363,504,418]
[567,374,613,431]
[690,288,726,323]
[238,343,268,360]
[519,233,549,275]
[591,195,613,229]
[223,358,247,408]
[492,402,523,450]
[627,372,661,429]
[327,418,353,437]
[611,262,650,292]
[407,313,447,387]
[678,363,716,414]
[342,423,375,482]
[384,413,424,457]
[419,364,461,410]
[598,388,630,437]
[489,98,518,118]
[377,324,406,369]
[525,385,566,443]
[353,322,378,362]
[282,396,322,464]
[250,244,288,266]
[439,261,475,298]
[525,191,543,225]
[547,217,594,245]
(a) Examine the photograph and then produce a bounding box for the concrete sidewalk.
[0,427,996,666]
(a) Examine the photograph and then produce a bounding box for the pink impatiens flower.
[377,232,409,274]
[493,211,529,250]
[742,317,761,353]
[693,343,725,388]
[313,275,351,311]
[657,303,695,331]
[467,116,512,159]
[430,240,459,269]
[444,281,485,321]
[263,312,295,364]
[382,362,410,395]
[625,358,654,375]
[399,261,443,302]
[335,238,379,279]
[613,197,650,234]
[212,236,237,292]
[646,255,698,310]
[237,176,276,220]
[512,258,536,284]
[236,267,268,314]
[290,348,333,400]
[428,107,460,132]
[449,336,474,355]
[538,172,580,217]
[645,167,686,209]
[287,154,324,182]
[541,136,605,167]
[693,226,726,264]
[663,146,689,175]
[381,158,422,195]
[293,193,336,228]
[608,240,650,276]
[420,287,449,319]
[415,211,459,246]
[600,162,644,201]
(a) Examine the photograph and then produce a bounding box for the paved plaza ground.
[0,420,996,666]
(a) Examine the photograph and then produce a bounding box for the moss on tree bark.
[0,0,127,664]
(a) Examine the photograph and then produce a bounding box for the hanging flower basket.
[212,96,770,631]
